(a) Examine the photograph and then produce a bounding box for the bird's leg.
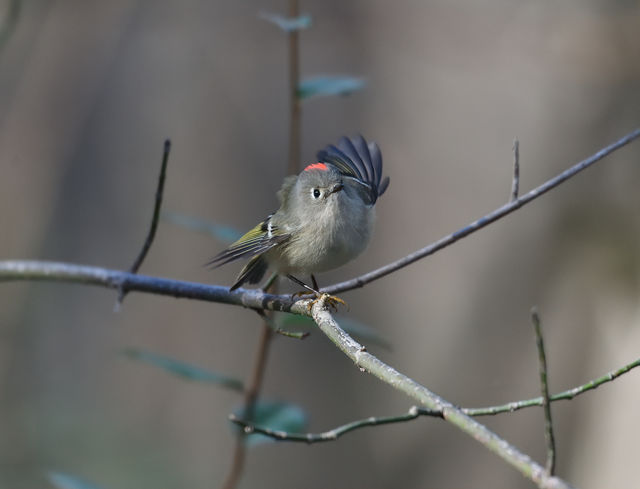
[287,274,347,311]
[287,274,316,296]
[311,274,319,291]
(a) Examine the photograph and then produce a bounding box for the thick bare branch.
[0,260,308,314]
[309,296,573,489]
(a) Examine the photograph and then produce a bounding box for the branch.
[116,139,171,307]
[257,309,309,339]
[465,356,640,416]
[0,0,21,55]
[323,128,640,295]
[231,355,640,443]
[531,307,556,475]
[0,260,308,314]
[287,0,301,174]
[127,140,171,275]
[222,320,273,489]
[229,406,441,443]
[309,296,573,489]
[2,129,639,310]
[511,138,520,202]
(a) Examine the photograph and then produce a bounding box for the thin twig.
[465,356,640,416]
[229,406,442,443]
[309,297,572,489]
[257,309,309,339]
[323,128,640,295]
[511,138,520,201]
[531,307,556,475]
[221,440,245,489]
[116,140,171,307]
[222,276,280,489]
[230,354,640,443]
[287,0,301,175]
[0,0,21,56]
[128,140,171,274]
[221,322,273,489]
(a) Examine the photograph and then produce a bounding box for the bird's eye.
[312,188,321,199]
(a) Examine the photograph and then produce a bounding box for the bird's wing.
[316,135,390,204]
[206,217,290,268]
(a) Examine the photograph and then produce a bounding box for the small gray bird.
[208,135,389,293]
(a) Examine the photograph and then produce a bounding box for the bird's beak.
[329,182,344,195]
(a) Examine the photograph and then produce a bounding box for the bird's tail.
[230,255,269,291]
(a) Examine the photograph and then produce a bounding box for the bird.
[207,135,389,298]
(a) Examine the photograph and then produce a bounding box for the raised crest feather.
[316,135,389,205]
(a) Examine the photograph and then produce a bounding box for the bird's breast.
[278,194,375,274]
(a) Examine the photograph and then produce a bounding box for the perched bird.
[208,135,389,294]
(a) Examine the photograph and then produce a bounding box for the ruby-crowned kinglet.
[208,135,389,292]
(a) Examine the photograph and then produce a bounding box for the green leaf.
[279,314,391,350]
[234,401,308,446]
[278,314,315,330]
[258,310,309,339]
[161,210,241,243]
[298,76,366,99]
[122,348,244,392]
[260,12,312,32]
[48,472,104,489]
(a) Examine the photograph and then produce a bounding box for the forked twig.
[116,140,171,307]
[230,355,640,445]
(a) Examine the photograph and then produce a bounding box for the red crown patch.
[304,162,328,172]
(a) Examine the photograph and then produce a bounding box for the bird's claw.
[306,293,348,312]
[291,290,313,300]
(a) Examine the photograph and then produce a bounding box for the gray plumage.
[208,135,389,291]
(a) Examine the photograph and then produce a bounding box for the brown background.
[1,1,639,488]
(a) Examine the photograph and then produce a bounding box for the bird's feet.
[287,274,348,311]
[290,290,348,312]
[291,289,313,299]
[310,293,348,312]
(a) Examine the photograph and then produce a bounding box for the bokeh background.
[1,1,640,488]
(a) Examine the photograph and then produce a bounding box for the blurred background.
[1,1,639,488]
